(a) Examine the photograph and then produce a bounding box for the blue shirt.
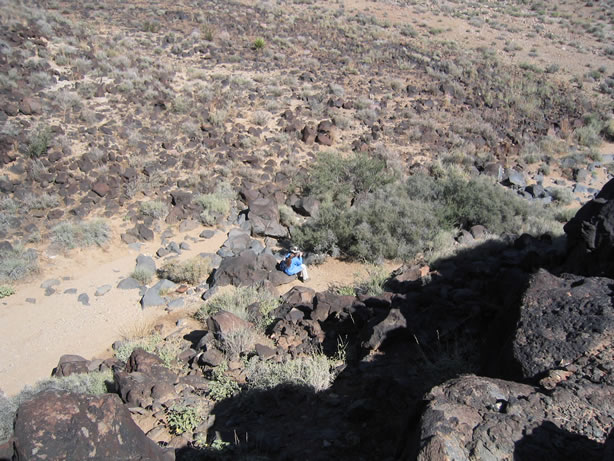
[280,253,303,275]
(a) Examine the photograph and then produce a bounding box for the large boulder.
[564,178,614,277]
[247,198,288,238]
[507,269,614,381]
[114,349,178,408]
[13,390,171,460]
[413,375,611,461]
[212,250,280,287]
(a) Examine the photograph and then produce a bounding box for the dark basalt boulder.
[506,269,614,381]
[412,375,610,461]
[12,390,171,461]
[564,177,614,277]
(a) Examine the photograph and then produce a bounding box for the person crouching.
[280,246,310,282]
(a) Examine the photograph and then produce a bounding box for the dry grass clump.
[245,353,336,392]
[158,256,210,285]
[0,246,39,282]
[51,219,111,250]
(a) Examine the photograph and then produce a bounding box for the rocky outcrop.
[564,177,614,277]
[12,390,171,461]
[413,375,610,461]
[509,269,614,381]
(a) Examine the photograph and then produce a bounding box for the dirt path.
[0,225,398,396]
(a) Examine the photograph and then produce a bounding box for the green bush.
[139,200,168,219]
[195,285,280,328]
[0,285,15,298]
[166,405,202,435]
[207,362,241,401]
[52,219,111,250]
[0,246,39,282]
[130,267,154,285]
[252,37,265,50]
[158,257,210,285]
[114,336,162,363]
[355,265,389,296]
[195,182,234,225]
[294,167,558,263]
[297,150,394,206]
[245,353,335,392]
[26,125,51,158]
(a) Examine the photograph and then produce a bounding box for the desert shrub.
[437,173,533,233]
[295,168,556,262]
[139,200,168,219]
[575,122,603,147]
[167,405,202,435]
[252,37,265,49]
[114,334,185,368]
[0,285,15,298]
[130,267,154,285]
[25,192,60,210]
[207,362,241,401]
[195,182,234,225]
[245,353,335,392]
[549,187,575,205]
[0,246,39,282]
[196,285,280,328]
[355,265,389,296]
[52,219,111,249]
[158,256,210,285]
[251,110,270,126]
[25,125,51,158]
[279,204,301,227]
[297,150,394,206]
[217,327,258,358]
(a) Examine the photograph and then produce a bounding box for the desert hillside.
[1,0,614,459]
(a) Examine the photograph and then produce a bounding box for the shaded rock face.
[414,375,609,461]
[564,178,614,277]
[212,249,283,287]
[510,269,614,381]
[13,390,170,461]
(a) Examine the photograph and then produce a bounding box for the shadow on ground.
[175,233,602,460]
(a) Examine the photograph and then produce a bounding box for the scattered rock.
[117,277,141,290]
[95,284,112,296]
[77,293,89,306]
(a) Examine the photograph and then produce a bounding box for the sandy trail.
[0,225,398,397]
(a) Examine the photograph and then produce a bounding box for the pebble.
[95,285,112,296]
[78,293,90,306]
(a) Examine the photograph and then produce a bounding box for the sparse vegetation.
[51,220,111,250]
[130,267,154,285]
[195,183,235,226]
[0,285,16,298]
[25,125,51,158]
[158,256,210,285]
[196,285,280,329]
[0,246,39,282]
[245,352,336,392]
[167,405,203,435]
[207,362,241,401]
[139,200,168,219]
